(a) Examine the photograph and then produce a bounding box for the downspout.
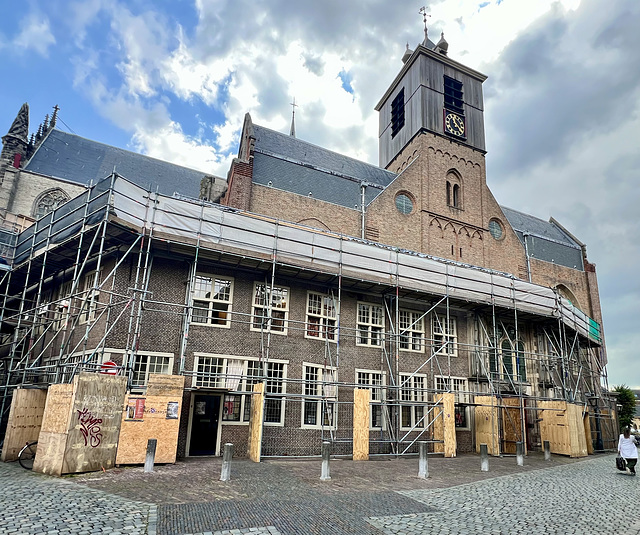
[523,232,532,283]
[361,183,366,239]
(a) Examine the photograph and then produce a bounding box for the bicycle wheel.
[18,441,37,470]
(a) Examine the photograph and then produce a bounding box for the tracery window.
[32,189,70,219]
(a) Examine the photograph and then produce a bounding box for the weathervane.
[289,97,297,138]
[419,6,431,43]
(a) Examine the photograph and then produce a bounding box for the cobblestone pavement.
[0,460,151,535]
[2,453,637,535]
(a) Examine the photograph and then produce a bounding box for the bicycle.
[18,441,38,470]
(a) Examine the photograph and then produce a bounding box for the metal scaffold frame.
[0,174,616,454]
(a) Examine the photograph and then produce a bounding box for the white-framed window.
[53,280,73,330]
[302,363,337,428]
[399,309,425,352]
[251,283,289,334]
[194,354,287,425]
[356,370,385,429]
[432,315,457,356]
[124,352,174,389]
[435,375,470,429]
[53,350,110,382]
[305,292,337,341]
[191,275,233,327]
[399,373,427,429]
[357,302,383,347]
[79,271,101,324]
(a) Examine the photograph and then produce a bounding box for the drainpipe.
[361,183,366,239]
[523,232,532,282]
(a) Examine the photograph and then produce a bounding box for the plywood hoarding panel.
[1,387,48,461]
[442,393,457,458]
[353,388,370,461]
[115,375,185,465]
[247,383,265,462]
[475,395,499,456]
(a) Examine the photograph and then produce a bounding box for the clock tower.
[370,24,527,277]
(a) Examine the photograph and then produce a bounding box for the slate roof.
[251,124,397,208]
[501,206,584,271]
[25,129,210,198]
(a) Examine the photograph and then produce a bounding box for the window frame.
[435,375,470,430]
[191,274,234,328]
[391,88,405,138]
[356,302,384,347]
[302,362,337,429]
[356,369,386,430]
[78,270,101,325]
[250,282,290,335]
[194,353,288,426]
[305,291,338,342]
[399,373,428,430]
[444,75,464,114]
[122,351,175,390]
[432,315,457,357]
[398,309,425,353]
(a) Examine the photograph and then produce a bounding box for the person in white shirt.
[618,427,638,475]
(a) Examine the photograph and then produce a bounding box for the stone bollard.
[220,443,234,481]
[480,443,489,472]
[144,439,157,473]
[516,441,524,466]
[418,441,429,479]
[543,440,551,461]
[320,441,331,481]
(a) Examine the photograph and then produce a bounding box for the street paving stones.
[2,452,638,534]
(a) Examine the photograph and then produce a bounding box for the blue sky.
[1,0,640,388]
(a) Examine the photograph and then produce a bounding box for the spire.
[402,43,414,64]
[289,97,297,138]
[1,102,30,163]
[51,104,59,128]
[436,31,449,55]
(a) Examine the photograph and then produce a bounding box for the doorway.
[189,394,221,456]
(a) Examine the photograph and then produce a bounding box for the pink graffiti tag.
[77,408,103,448]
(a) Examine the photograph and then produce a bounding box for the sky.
[0,0,639,388]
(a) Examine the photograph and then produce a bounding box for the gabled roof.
[24,129,211,198]
[501,206,584,271]
[251,124,397,208]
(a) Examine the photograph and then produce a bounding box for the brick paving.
[1,452,637,534]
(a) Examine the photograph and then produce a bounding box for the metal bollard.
[418,441,429,479]
[144,438,157,473]
[480,443,489,472]
[220,443,234,481]
[516,441,524,466]
[543,440,551,461]
[320,441,331,481]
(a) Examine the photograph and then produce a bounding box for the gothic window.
[391,88,405,138]
[32,189,70,219]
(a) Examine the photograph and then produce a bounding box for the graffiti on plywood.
[77,408,103,447]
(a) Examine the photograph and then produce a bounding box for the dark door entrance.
[189,394,221,456]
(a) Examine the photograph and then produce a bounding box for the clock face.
[444,111,465,137]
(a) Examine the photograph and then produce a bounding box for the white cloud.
[13,12,56,57]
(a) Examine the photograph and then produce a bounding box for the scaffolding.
[0,173,617,455]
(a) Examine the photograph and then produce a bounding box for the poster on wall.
[195,401,206,415]
[166,401,179,419]
[126,397,146,420]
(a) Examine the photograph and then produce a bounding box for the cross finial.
[289,97,297,138]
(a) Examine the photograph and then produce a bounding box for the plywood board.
[247,382,265,462]
[475,395,500,456]
[433,401,444,454]
[539,400,570,456]
[352,388,370,461]
[34,383,75,476]
[567,403,588,458]
[1,388,48,462]
[116,375,185,465]
[501,397,523,455]
[63,373,127,474]
[442,393,456,458]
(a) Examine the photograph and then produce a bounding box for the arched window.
[32,188,70,219]
[446,171,462,209]
[488,328,526,382]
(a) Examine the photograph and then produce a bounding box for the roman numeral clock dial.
[444,111,465,138]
